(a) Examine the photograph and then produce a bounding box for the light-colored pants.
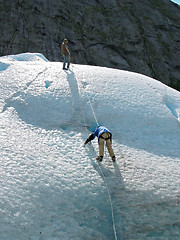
[63,55,70,69]
[99,132,115,158]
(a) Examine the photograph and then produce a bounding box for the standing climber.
[61,39,70,70]
[84,126,116,162]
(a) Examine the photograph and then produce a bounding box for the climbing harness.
[99,132,112,141]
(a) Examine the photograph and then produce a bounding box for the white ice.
[0,53,180,240]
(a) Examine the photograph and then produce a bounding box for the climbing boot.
[96,156,103,162]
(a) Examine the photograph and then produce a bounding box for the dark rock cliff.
[0,0,180,90]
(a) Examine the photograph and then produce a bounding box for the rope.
[76,68,118,240]
[88,99,99,126]
[99,167,118,240]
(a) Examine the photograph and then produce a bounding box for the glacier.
[0,53,180,240]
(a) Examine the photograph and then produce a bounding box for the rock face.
[0,0,180,90]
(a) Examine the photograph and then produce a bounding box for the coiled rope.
[75,67,118,240]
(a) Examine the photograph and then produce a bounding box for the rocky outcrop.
[0,0,180,90]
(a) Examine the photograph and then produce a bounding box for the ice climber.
[84,126,116,161]
[61,39,70,70]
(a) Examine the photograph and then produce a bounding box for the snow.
[0,53,180,240]
[0,52,49,62]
